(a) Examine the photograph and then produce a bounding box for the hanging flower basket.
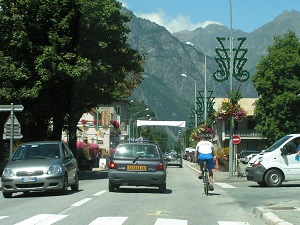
[80,119,88,124]
[110,120,120,129]
[216,99,247,121]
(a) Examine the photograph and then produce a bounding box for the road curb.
[254,207,293,225]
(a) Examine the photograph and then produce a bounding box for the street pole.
[181,73,197,128]
[229,0,234,177]
[128,108,149,142]
[186,42,207,125]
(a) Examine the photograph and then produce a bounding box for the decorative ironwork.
[214,37,249,82]
[196,91,215,124]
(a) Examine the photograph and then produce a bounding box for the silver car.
[1,141,79,198]
[108,142,167,193]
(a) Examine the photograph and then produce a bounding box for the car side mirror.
[64,154,72,160]
[281,147,288,156]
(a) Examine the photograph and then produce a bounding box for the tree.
[0,0,144,157]
[252,31,300,145]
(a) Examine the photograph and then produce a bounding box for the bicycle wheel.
[203,173,209,196]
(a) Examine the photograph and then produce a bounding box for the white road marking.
[71,198,93,207]
[14,214,68,225]
[218,221,250,225]
[93,190,107,196]
[0,216,8,220]
[89,217,127,225]
[215,182,236,188]
[154,218,188,225]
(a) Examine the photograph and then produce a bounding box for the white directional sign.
[3,114,23,140]
[0,105,24,112]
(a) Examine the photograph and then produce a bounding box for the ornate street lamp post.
[213,0,249,176]
[181,73,197,128]
[128,108,149,142]
[186,42,208,124]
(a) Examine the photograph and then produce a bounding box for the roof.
[213,98,258,116]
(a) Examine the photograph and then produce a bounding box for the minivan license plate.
[22,177,37,183]
[127,165,146,170]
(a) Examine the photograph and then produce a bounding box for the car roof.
[18,141,63,145]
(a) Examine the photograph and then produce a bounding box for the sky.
[119,0,300,33]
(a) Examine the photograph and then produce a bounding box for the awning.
[136,120,186,128]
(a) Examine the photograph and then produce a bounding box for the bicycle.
[202,160,209,196]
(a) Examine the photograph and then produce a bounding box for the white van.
[245,134,300,187]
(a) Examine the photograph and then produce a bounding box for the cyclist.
[196,137,215,191]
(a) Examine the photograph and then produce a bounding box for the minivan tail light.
[109,161,117,169]
[156,163,164,171]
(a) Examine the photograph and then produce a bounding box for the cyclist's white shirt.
[196,141,214,154]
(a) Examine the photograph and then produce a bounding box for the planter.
[218,161,229,172]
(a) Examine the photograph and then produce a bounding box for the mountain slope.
[125,9,300,124]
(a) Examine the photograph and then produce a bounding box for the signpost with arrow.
[0,103,24,157]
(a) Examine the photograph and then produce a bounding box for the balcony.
[224,129,261,139]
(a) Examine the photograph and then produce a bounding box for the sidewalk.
[188,161,299,225]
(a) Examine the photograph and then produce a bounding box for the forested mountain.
[125,9,300,123]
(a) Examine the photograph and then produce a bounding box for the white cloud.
[136,9,222,33]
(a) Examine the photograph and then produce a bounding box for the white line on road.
[89,217,127,225]
[218,221,250,225]
[14,214,68,225]
[71,198,93,207]
[0,216,8,220]
[215,182,236,188]
[93,190,107,196]
[154,218,188,225]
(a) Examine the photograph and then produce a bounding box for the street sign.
[3,114,22,140]
[4,124,21,133]
[0,104,24,112]
[233,135,241,145]
[4,114,21,126]
[3,133,23,139]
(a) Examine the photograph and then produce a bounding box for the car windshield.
[114,144,159,159]
[12,143,61,160]
[264,135,293,153]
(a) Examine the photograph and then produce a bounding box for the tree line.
[0,0,144,159]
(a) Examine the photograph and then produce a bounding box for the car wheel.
[71,173,79,191]
[264,169,283,187]
[179,164,183,168]
[60,175,68,195]
[108,181,115,192]
[3,192,12,198]
[158,182,166,193]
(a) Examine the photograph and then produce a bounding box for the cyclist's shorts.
[198,154,214,169]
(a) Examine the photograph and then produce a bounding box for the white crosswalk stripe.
[14,214,68,225]
[154,218,188,225]
[215,182,236,188]
[0,214,254,225]
[218,221,250,225]
[89,217,127,225]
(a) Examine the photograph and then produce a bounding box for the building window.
[116,105,121,115]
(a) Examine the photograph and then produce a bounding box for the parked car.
[243,153,258,164]
[239,150,260,164]
[246,134,300,187]
[108,142,167,193]
[1,141,79,198]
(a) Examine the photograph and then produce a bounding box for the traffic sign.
[3,133,23,139]
[4,114,21,126]
[0,104,24,112]
[233,135,241,145]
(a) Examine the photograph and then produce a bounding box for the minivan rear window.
[114,144,159,158]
